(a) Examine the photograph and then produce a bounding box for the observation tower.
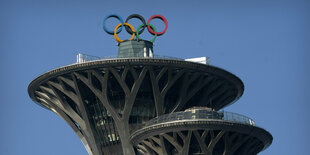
[28,14,272,155]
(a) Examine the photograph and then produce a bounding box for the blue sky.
[1,0,309,154]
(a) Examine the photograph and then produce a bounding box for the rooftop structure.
[28,14,272,155]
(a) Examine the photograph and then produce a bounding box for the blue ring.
[103,14,123,35]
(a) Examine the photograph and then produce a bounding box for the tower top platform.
[29,57,244,112]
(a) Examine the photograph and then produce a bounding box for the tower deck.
[28,40,272,155]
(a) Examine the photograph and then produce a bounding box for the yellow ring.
[114,23,135,43]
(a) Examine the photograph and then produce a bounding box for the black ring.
[125,14,146,35]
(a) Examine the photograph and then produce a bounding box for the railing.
[76,53,101,63]
[76,53,210,64]
[144,110,256,127]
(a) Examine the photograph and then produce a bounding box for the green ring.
[136,23,157,43]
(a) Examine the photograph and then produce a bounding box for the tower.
[28,14,272,155]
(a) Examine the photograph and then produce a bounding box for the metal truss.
[135,129,263,155]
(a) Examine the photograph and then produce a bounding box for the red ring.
[147,15,168,36]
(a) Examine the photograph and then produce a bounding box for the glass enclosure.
[144,110,255,127]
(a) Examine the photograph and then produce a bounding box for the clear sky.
[1,0,309,155]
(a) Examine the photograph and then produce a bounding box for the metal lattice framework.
[131,119,272,155]
[135,129,263,155]
[29,58,245,155]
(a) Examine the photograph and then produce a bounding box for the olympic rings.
[103,14,168,43]
[114,23,135,43]
[147,15,168,36]
[103,14,124,35]
[136,24,157,43]
[125,14,146,35]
